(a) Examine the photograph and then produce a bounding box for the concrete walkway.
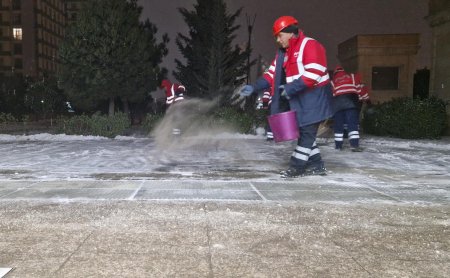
[0,178,448,203]
[0,135,449,277]
[0,179,449,277]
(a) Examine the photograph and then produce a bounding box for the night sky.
[138,0,431,81]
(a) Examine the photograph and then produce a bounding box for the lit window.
[13,28,22,40]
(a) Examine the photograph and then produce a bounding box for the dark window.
[69,13,77,21]
[12,14,21,25]
[14,44,22,54]
[14,58,22,69]
[372,67,399,90]
[12,0,21,10]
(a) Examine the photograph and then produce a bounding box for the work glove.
[362,100,375,116]
[279,85,290,100]
[239,85,255,97]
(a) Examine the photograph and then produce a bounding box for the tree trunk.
[108,97,115,116]
[122,97,130,117]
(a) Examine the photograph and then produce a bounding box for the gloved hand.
[239,85,255,97]
[279,85,290,100]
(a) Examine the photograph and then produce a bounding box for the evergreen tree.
[174,0,252,99]
[25,75,66,119]
[58,0,168,116]
[0,75,29,118]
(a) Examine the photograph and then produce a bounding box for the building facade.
[337,34,420,104]
[0,0,66,78]
[427,0,450,129]
[65,0,83,25]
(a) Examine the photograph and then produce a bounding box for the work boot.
[172,128,181,136]
[280,167,305,178]
[305,161,327,176]
[351,146,363,152]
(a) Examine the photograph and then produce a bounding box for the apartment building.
[65,0,83,25]
[0,0,66,78]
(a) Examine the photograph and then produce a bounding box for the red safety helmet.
[272,16,298,36]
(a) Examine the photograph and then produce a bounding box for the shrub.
[141,106,269,135]
[58,112,130,138]
[0,112,18,123]
[212,106,268,134]
[141,113,165,134]
[362,97,448,139]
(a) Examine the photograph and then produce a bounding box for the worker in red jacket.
[261,87,274,141]
[160,79,186,108]
[160,79,186,136]
[239,15,333,178]
[331,66,370,151]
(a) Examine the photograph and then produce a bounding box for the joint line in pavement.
[250,182,267,201]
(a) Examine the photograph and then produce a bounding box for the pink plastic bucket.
[268,110,299,143]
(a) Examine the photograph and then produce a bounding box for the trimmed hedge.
[0,112,18,123]
[58,112,130,138]
[211,107,255,134]
[142,107,269,135]
[209,107,269,134]
[362,97,448,139]
[141,113,165,133]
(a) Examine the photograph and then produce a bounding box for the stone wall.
[337,34,420,104]
[427,0,450,133]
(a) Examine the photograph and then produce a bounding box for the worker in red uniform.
[331,66,370,151]
[160,79,186,108]
[240,15,333,178]
[160,79,186,136]
[261,88,274,140]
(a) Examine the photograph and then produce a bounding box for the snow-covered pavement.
[0,132,449,204]
[1,133,449,277]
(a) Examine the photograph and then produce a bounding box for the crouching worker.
[160,79,186,136]
[239,15,333,178]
